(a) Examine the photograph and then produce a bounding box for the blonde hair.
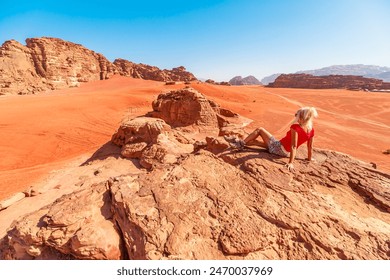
[274,107,318,135]
[294,107,318,130]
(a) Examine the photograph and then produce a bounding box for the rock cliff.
[1,88,389,260]
[267,73,390,90]
[0,37,197,95]
[0,38,115,95]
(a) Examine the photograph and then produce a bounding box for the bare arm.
[307,136,313,161]
[286,128,297,171]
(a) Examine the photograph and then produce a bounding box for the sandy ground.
[0,76,389,201]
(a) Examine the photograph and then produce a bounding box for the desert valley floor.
[0,75,389,202]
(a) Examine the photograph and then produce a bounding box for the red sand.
[0,76,389,200]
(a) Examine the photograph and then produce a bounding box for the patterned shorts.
[268,136,289,157]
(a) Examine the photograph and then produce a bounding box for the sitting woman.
[226,107,318,171]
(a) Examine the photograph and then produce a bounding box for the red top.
[279,124,314,152]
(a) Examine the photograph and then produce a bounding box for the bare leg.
[244,127,273,148]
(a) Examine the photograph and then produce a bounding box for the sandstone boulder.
[111,116,193,169]
[149,88,219,129]
[1,181,122,259]
[111,88,251,168]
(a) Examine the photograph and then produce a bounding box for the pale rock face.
[0,37,114,95]
[0,40,46,95]
[26,37,115,88]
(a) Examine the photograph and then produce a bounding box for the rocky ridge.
[0,88,389,260]
[229,75,262,85]
[296,64,390,82]
[114,60,196,82]
[261,64,390,85]
[0,37,197,95]
[267,73,390,90]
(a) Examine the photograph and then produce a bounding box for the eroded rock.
[2,148,389,260]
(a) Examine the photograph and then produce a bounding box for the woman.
[226,107,318,171]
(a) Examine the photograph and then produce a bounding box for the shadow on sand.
[80,141,123,166]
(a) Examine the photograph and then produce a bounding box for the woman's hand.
[285,163,294,172]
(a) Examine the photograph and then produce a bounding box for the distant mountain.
[267,73,390,90]
[261,64,390,85]
[296,64,390,80]
[229,75,262,85]
[261,73,282,85]
[367,71,390,82]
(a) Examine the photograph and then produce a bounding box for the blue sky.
[1,0,390,81]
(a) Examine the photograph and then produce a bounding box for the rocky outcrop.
[111,116,193,169]
[267,73,390,90]
[113,59,197,82]
[26,37,115,84]
[229,75,262,85]
[0,37,198,95]
[111,88,250,169]
[1,148,389,260]
[204,79,231,86]
[1,88,389,260]
[149,88,219,128]
[0,38,115,95]
[0,40,47,95]
[1,182,122,259]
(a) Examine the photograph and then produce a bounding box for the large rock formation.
[111,88,250,169]
[0,38,115,95]
[1,88,389,260]
[111,116,193,169]
[149,88,219,128]
[0,37,198,95]
[113,59,197,82]
[229,75,262,85]
[267,73,390,90]
[0,40,45,95]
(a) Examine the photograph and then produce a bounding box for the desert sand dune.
[0,76,389,200]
